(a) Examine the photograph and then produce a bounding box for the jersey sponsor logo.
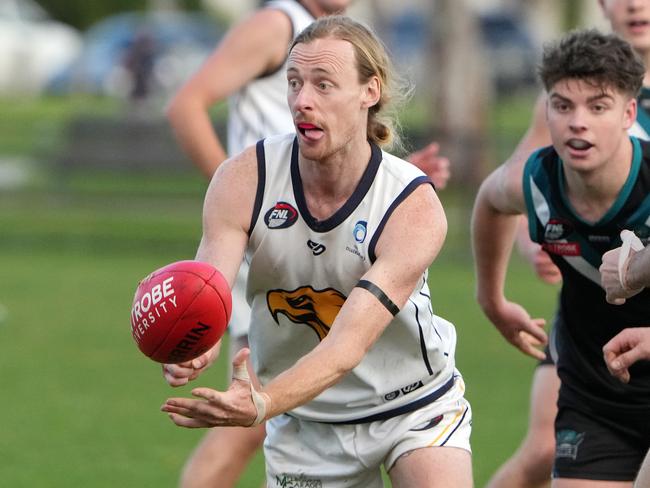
[587,234,610,243]
[275,473,322,488]
[542,242,581,256]
[544,218,573,240]
[264,202,298,229]
[307,240,326,256]
[384,380,424,401]
[556,429,585,460]
[267,286,346,341]
[345,245,366,262]
[353,220,367,243]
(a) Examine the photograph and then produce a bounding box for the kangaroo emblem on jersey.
[267,286,346,340]
[264,202,298,229]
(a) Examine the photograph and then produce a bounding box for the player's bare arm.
[472,158,548,360]
[166,9,293,179]
[161,147,258,387]
[162,183,445,426]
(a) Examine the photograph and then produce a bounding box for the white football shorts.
[263,375,472,488]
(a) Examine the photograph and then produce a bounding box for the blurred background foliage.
[39,0,204,30]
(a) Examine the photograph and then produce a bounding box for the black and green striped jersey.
[523,136,650,413]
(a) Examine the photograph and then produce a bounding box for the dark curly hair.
[539,29,645,98]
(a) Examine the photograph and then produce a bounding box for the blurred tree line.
[39,0,203,30]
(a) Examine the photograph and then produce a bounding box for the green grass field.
[0,175,558,487]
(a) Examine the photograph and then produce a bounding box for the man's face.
[287,37,378,161]
[601,0,650,53]
[546,78,636,173]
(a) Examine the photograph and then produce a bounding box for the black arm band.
[355,280,400,316]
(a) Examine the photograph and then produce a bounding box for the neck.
[299,137,372,220]
[563,137,633,222]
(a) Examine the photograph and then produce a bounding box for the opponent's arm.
[166,9,292,179]
[471,146,548,360]
[625,245,650,290]
[508,94,561,284]
[162,183,446,426]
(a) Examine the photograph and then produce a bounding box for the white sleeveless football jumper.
[246,133,460,423]
[226,0,315,337]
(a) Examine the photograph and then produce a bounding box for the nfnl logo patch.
[264,202,298,229]
[544,219,573,241]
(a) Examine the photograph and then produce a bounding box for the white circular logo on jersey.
[353,221,367,243]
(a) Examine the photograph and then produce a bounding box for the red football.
[130,260,232,364]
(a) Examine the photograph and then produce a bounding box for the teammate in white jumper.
[162,15,472,487]
[165,2,451,486]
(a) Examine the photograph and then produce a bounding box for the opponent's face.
[287,38,379,161]
[600,0,650,53]
[546,78,636,174]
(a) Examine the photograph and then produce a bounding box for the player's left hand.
[407,142,451,189]
[161,348,269,428]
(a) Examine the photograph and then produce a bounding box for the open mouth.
[297,123,324,140]
[628,19,650,29]
[566,138,593,151]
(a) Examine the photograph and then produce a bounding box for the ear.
[361,76,381,109]
[622,97,637,131]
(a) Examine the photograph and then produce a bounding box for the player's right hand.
[603,327,650,383]
[162,342,220,387]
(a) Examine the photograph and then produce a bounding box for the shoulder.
[264,0,314,27]
[522,145,557,183]
[210,145,259,197]
[226,7,293,52]
[380,150,427,181]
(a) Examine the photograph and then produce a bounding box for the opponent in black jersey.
[484,3,650,486]
[473,29,650,484]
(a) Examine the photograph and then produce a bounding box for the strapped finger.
[232,362,251,382]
